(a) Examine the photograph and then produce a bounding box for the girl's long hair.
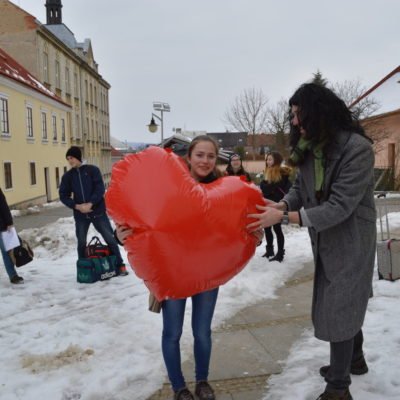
[264,151,291,183]
[226,154,247,176]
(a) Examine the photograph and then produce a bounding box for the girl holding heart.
[116,135,263,400]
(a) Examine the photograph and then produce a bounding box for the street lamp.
[147,102,171,142]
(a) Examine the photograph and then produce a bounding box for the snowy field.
[264,213,400,400]
[1,213,400,400]
[0,216,310,400]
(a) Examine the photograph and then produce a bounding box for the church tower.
[46,0,63,25]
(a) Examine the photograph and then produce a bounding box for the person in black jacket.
[225,153,252,181]
[0,188,24,284]
[259,151,291,262]
[59,146,128,276]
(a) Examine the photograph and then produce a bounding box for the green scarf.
[290,138,325,196]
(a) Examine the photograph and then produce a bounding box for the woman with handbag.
[116,136,263,400]
[259,152,291,262]
[0,188,24,284]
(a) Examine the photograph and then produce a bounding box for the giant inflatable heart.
[105,146,263,301]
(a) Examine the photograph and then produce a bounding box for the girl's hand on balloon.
[116,224,133,244]
[251,228,264,246]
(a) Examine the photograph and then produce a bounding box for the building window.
[55,60,61,89]
[75,113,80,138]
[52,115,57,141]
[0,97,10,135]
[4,162,12,189]
[26,105,33,138]
[41,112,48,140]
[30,162,36,185]
[94,86,97,106]
[74,72,78,96]
[65,67,70,94]
[43,52,49,82]
[55,167,60,188]
[61,118,66,142]
[63,166,67,174]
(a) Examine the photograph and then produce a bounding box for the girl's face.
[266,155,275,167]
[188,141,217,180]
[230,156,241,171]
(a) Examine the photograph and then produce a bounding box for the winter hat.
[66,146,82,162]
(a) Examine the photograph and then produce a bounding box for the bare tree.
[266,98,290,156]
[331,78,389,153]
[223,87,269,159]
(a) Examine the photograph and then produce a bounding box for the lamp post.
[147,102,171,143]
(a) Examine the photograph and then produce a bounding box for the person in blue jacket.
[59,146,128,276]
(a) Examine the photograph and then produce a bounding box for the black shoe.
[174,387,194,400]
[316,389,353,400]
[269,249,285,262]
[319,355,368,378]
[262,246,274,258]
[10,275,24,284]
[195,381,215,400]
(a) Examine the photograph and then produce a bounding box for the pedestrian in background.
[59,146,128,276]
[0,188,23,284]
[225,153,252,181]
[248,83,376,400]
[259,151,291,261]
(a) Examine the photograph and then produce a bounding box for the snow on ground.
[263,213,400,400]
[0,216,311,400]
[11,201,63,218]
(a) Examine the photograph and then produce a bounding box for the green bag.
[77,255,117,283]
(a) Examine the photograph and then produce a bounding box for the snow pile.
[11,201,63,218]
[22,345,95,374]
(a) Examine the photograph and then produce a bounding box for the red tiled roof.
[350,65,400,108]
[0,47,70,107]
[111,146,124,157]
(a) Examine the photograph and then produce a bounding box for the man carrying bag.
[59,146,128,277]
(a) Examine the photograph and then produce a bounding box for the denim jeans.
[0,232,17,279]
[161,287,219,392]
[75,213,124,266]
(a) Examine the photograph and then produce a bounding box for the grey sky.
[19,0,400,143]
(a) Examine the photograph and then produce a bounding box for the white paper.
[1,227,20,251]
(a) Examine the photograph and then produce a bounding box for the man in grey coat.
[248,83,376,400]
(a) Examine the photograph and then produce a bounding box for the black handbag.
[8,236,34,267]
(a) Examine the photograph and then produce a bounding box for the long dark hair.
[288,83,370,151]
[226,153,247,176]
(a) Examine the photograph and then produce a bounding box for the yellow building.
[0,0,112,184]
[0,47,72,208]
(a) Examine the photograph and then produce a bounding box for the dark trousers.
[75,213,124,266]
[161,288,219,392]
[325,329,364,394]
[264,223,284,251]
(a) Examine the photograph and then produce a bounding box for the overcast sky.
[18,0,400,144]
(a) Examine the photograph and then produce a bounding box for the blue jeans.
[161,287,219,392]
[75,213,124,266]
[0,233,17,279]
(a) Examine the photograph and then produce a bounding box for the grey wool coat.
[283,131,377,342]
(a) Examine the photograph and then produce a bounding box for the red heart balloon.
[105,146,263,301]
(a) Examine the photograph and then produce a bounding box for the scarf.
[290,138,325,197]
